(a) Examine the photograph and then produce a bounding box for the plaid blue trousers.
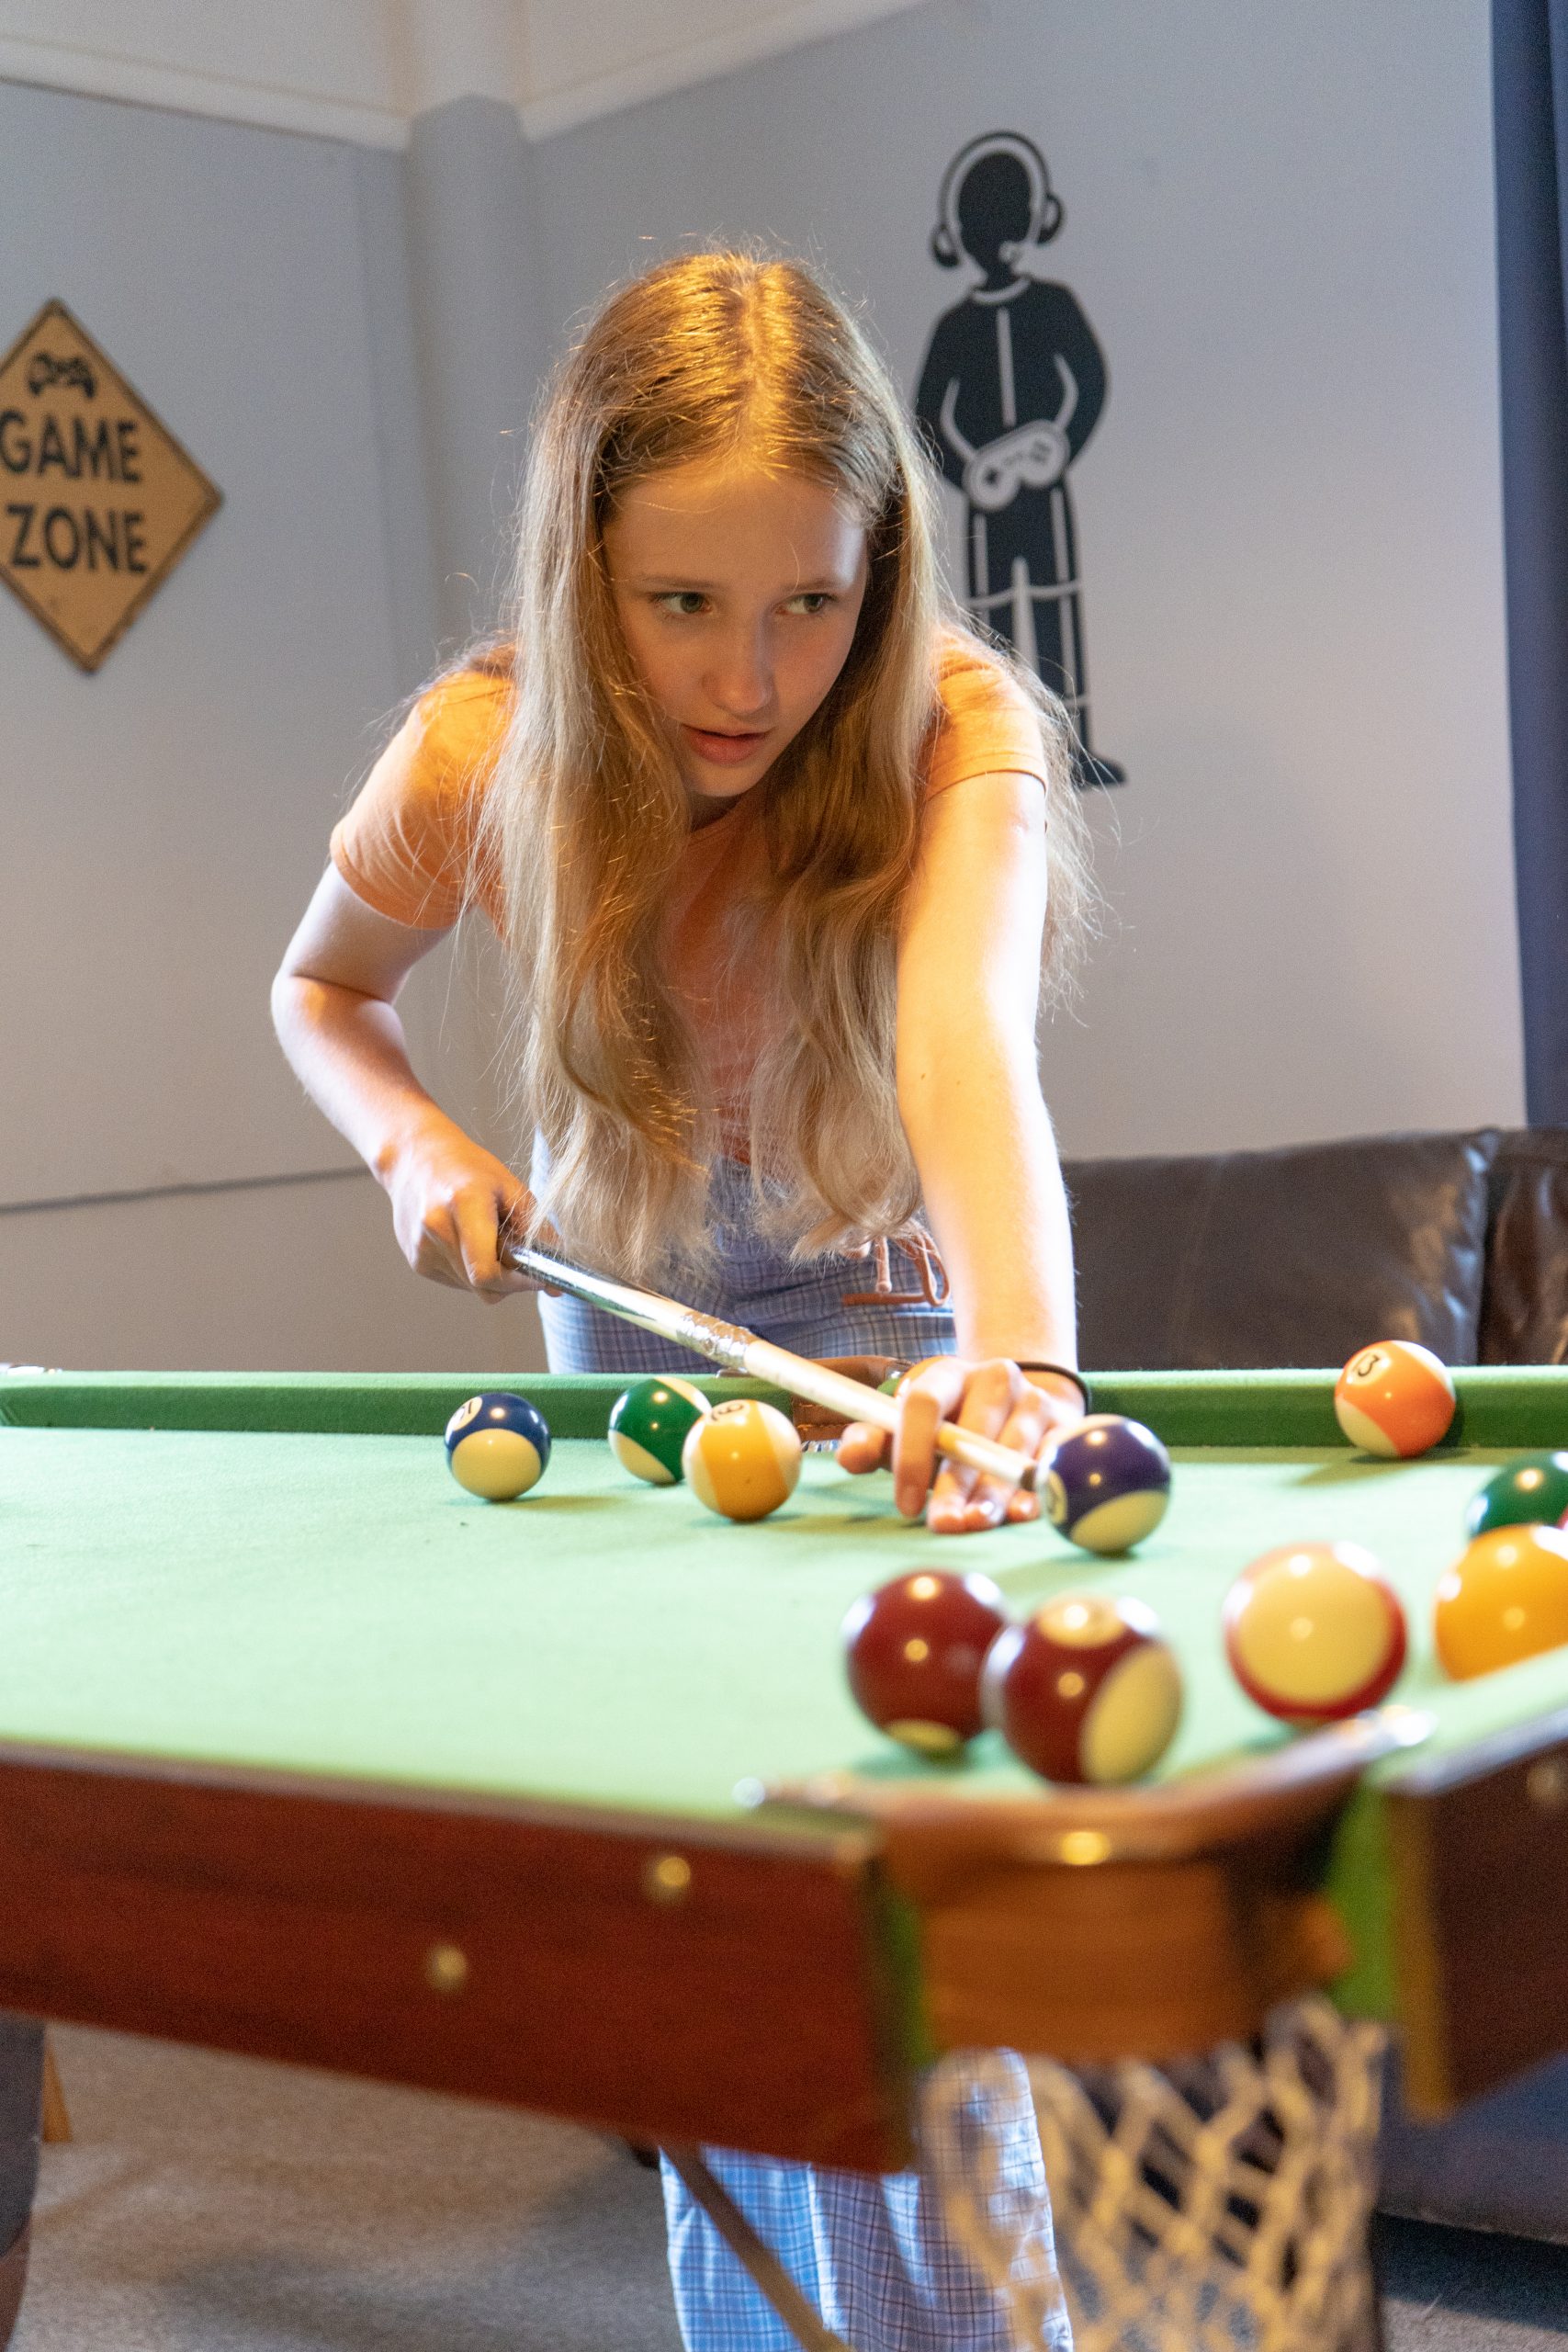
[539,1163,1071,2352]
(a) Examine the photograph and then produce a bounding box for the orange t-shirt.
[331,638,1048,1132]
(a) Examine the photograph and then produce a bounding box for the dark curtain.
[1495,0,1568,1121]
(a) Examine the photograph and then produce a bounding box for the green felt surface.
[3,1385,1566,1818]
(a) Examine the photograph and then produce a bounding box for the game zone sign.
[0,300,220,672]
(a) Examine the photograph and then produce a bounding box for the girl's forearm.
[898,1041,1077,1368]
[270,973,462,1182]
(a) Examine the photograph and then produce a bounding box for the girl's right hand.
[379,1114,543,1303]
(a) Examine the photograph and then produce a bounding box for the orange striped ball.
[1334,1340,1455,1459]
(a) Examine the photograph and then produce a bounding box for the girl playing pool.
[274,252,1091,2350]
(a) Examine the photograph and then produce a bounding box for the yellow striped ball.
[682,1398,802,1522]
[443,1390,551,1500]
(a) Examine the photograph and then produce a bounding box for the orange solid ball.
[1334,1340,1455,1459]
[1433,1523,1568,1679]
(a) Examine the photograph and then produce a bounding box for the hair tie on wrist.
[1015,1361,1092,1413]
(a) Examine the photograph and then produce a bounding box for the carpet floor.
[11,2029,1568,2350]
[1378,2214,1568,2350]
[15,2028,682,2350]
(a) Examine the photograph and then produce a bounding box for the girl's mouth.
[682,724,770,766]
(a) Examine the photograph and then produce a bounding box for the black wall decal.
[916,130,1122,786]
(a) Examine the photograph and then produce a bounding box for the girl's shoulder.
[330,667,513,930]
[933,626,1033,707]
[926,628,1049,797]
[408,665,515,794]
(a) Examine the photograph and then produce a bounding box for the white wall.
[0,1170,547,1374]
[531,0,1523,1156]
[0,75,541,1373]
[1,80,406,1200]
[0,0,1525,1373]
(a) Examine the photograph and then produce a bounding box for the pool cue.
[501,1238,1042,1494]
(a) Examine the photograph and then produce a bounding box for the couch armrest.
[1483,1129,1568,1364]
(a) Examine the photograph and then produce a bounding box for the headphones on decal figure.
[930,130,1064,268]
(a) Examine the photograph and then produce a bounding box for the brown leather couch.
[1065,1125,1568,1375]
[1063,1124,1568,2240]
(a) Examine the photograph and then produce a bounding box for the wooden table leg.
[39,2037,71,2146]
[662,2144,859,2352]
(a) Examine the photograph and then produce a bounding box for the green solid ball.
[1466,1451,1568,1538]
[608,1376,711,1486]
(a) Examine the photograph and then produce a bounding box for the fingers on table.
[910,1361,1054,1533]
[840,1364,1068,1530]
[834,1421,889,1474]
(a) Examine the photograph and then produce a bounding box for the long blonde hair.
[477,252,1094,1279]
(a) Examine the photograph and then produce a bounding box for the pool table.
[1,1363,1567,2184]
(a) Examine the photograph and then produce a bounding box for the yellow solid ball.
[1434,1523,1568,1680]
[682,1398,803,1522]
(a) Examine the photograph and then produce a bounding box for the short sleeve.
[330,672,511,930]
[923,639,1050,799]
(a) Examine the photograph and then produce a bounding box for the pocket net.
[1029,1998,1386,2352]
[923,1998,1386,2352]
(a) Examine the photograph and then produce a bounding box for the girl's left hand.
[836,1358,1086,1533]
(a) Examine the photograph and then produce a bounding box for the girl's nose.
[706,627,773,719]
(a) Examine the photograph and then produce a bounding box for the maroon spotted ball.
[840,1569,1010,1757]
[980,1591,1183,1785]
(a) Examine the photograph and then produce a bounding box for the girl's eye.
[650,589,835,617]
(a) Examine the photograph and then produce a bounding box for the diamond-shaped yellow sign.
[0,300,221,672]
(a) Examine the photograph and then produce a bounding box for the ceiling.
[0,0,930,144]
